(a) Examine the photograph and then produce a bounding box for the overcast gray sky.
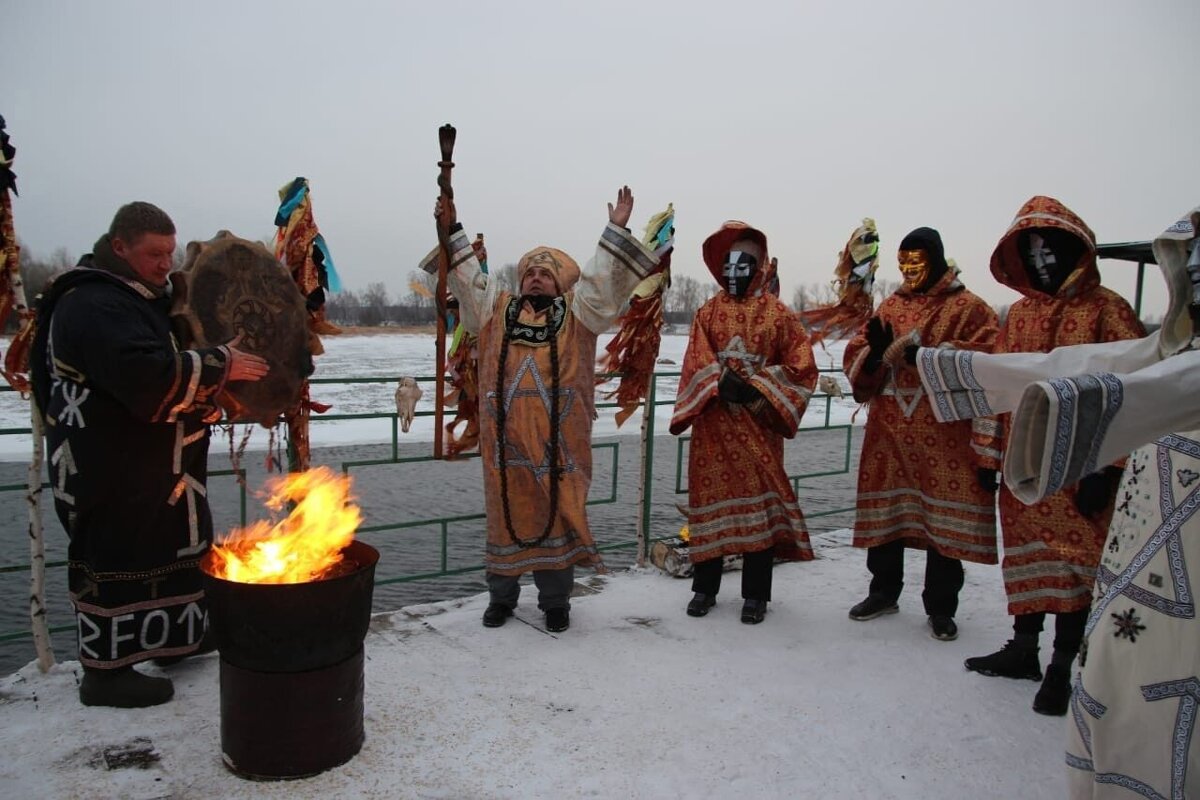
[5,0,1197,315]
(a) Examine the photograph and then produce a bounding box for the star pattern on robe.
[1090,436,1198,628]
[1110,607,1146,642]
[717,335,764,374]
[485,354,577,479]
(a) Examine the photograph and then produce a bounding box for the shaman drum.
[170,232,313,426]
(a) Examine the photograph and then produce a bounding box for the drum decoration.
[170,232,314,427]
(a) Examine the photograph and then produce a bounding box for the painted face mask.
[1018,227,1084,295]
[724,250,757,297]
[1023,231,1065,292]
[1186,237,1200,308]
[897,249,929,291]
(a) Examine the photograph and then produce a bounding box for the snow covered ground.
[0,529,1069,800]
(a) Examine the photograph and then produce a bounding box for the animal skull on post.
[817,374,844,398]
[394,377,423,433]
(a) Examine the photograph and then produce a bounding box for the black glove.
[1074,466,1124,517]
[903,344,919,366]
[977,468,1000,494]
[718,370,759,404]
[864,317,894,373]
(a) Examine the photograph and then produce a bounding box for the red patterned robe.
[977,196,1145,615]
[845,269,999,561]
[670,225,817,564]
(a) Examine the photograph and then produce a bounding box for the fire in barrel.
[200,467,378,780]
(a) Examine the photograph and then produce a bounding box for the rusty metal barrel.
[201,540,379,780]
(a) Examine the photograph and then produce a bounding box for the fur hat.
[516,246,580,294]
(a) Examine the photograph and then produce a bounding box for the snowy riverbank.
[0,528,1069,799]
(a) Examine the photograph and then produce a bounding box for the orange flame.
[207,467,363,584]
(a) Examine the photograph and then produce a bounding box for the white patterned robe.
[915,207,1200,799]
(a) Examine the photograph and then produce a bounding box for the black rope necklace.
[495,296,561,549]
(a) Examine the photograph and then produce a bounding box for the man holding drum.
[30,201,268,708]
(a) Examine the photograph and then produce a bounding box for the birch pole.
[27,400,54,671]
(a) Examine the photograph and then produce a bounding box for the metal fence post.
[636,375,657,567]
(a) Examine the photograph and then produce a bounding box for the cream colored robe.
[433,224,659,575]
[915,207,1200,800]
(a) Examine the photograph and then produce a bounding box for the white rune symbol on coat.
[58,384,90,428]
[50,441,78,504]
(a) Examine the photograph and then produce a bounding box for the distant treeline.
[7,244,1164,332]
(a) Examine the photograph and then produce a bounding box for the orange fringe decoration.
[439,234,489,458]
[283,384,332,472]
[443,335,481,458]
[799,218,880,350]
[598,271,668,428]
[0,181,34,394]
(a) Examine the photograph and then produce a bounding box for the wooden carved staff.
[434,124,456,459]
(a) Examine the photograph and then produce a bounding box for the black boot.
[79,666,174,708]
[848,594,899,621]
[964,640,1042,681]
[927,615,958,641]
[1032,663,1072,715]
[741,599,767,625]
[686,593,716,617]
[482,603,513,628]
[545,607,570,633]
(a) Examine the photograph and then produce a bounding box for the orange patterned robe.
[978,196,1145,615]
[437,223,661,576]
[845,269,999,562]
[671,257,818,564]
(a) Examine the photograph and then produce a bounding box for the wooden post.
[434,124,457,459]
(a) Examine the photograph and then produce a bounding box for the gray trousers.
[487,566,575,611]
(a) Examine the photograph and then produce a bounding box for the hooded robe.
[670,221,818,563]
[975,196,1145,615]
[844,228,1000,562]
[916,206,1200,800]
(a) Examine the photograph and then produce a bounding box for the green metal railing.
[0,368,856,662]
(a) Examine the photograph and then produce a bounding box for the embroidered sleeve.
[746,310,817,438]
[573,223,661,335]
[669,309,721,435]
[1006,349,1200,504]
[427,227,496,335]
[917,347,997,422]
[1006,372,1126,502]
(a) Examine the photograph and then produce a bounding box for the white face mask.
[723,250,757,296]
[1025,232,1058,289]
[1186,237,1200,307]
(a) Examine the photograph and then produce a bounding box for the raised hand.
[608,185,634,229]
